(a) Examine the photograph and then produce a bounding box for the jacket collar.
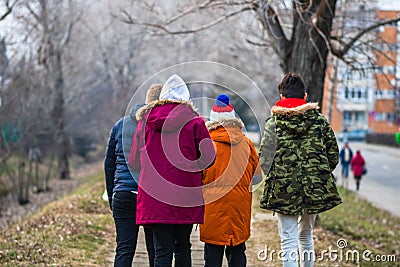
[272,98,319,116]
[136,99,197,121]
[205,118,244,131]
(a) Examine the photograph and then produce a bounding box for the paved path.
[335,142,400,217]
[106,215,271,266]
[106,227,230,266]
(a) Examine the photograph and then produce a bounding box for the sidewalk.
[106,220,267,266]
[106,227,228,266]
[336,142,400,217]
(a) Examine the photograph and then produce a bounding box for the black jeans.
[151,224,193,267]
[112,191,155,267]
[204,242,247,267]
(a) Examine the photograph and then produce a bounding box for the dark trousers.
[151,224,193,267]
[341,162,350,178]
[355,176,361,190]
[112,191,155,267]
[204,242,247,267]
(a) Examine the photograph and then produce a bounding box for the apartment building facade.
[323,5,400,134]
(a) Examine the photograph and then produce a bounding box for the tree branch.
[335,17,400,58]
[163,0,257,26]
[60,9,84,49]
[245,38,270,47]
[164,0,214,25]
[118,5,254,35]
[25,3,41,24]
[0,0,19,21]
[257,3,291,60]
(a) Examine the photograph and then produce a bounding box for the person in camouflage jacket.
[259,73,341,267]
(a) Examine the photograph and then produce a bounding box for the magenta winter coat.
[128,100,215,225]
[351,151,365,177]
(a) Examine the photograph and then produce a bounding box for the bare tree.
[118,0,400,108]
[23,0,82,179]
[0,0,19,21]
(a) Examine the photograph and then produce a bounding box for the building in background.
[373,10,399,133]
[323,3,400,135]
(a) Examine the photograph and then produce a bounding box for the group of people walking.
[339,143,366,190]
[105,72,342,267]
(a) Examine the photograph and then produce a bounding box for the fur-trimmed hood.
[205,118,244,131]
[135,99,199,133]
[136,99,197,121]
[271,102,319,116]
[271,100,321,135]
[206,118,245,145]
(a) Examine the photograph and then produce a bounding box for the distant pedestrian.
[259,73,342,267]
[200,94,261,267]
[128,74,215,267]
[339,143,353,187]
[104,84,162,267]
[351,150,366,191]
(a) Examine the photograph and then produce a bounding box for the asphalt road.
[335,142,400,217]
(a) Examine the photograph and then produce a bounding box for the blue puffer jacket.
[104,104,144,208]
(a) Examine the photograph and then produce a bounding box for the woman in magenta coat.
[351,150,365,191]
[128,74,215,266]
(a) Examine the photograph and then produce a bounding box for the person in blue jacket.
[104,84,162,267]
[339,142,353,180]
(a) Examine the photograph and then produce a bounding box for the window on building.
[343,111,352,123]
[353,112,366,122]
[345,87,349,99]
[375,89,396,99]
[375,113,385,121]
[355,112,359,121]
[387,113,396,122]
[388,44,397,51]
[375,89,383,99]
[383,66,396,75]
[343,87,367,102]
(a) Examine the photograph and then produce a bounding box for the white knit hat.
[159,74,190,101]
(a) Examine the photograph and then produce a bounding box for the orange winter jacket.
[200,118,260,246]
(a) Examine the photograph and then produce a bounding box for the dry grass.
[0,171,115,266]
[247,186,400,266]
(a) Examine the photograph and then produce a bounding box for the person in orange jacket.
[200,94,261,267]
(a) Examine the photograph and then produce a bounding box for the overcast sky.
[378,1,400,10]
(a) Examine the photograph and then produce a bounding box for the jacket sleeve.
[195,120,216,170]
[248,139,262,186]
[104,125,117,210]
[323,118,339,171]
[128,120,143,170]
[258,117,276,177]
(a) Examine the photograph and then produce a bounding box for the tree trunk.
[35,161,40,192]
[280,0,337,109]
[53,50,70,179]
[44,154,55,190]
[17,161,29,205]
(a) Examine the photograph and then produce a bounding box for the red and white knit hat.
[209,94,235,121]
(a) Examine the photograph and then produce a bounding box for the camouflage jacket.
[259,100,342,215]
